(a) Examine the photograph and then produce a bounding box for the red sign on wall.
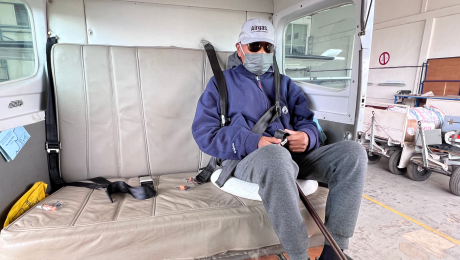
[379,52,390,65]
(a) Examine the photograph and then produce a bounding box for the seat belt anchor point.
[201,40,211,48]
[46,142,61,153]
[139,175,154,187]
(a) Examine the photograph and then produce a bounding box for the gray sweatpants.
[232,141,367,260]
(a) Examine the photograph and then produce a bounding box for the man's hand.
[284,129,309,152]
[258,136,281,149]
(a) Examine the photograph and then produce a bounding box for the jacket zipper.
[255,76,263,91]
[255,76,270,111]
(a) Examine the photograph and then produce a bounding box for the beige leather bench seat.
[0,173,328,259]
[0,44,328,259]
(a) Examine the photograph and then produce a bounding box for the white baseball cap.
[238,18,276,46]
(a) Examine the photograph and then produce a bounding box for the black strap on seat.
[203,42,230,127]
[67,176,156,203]
[45,37,66,192]
[195,44,282,187]
[195,156,219,184]
[273,51,282,118]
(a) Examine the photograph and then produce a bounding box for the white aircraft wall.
[367,0,460,103]
[48,0,273,51]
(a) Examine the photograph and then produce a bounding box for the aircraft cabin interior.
[1,0,460,259]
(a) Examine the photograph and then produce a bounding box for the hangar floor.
[254,157,460,260]
[348,158,460,260]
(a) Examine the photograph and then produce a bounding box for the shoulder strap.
[193,42,229,183]
[203,42,229,127]
[273,54,282,118]
[45,37,66,192]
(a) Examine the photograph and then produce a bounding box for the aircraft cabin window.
[0,0,35,83]
[283,4,356,90]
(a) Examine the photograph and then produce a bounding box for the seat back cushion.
[51,44,231,182]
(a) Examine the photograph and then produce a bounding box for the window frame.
[0,0,39,86]
[0,0,47,132]
[281,2,356,92]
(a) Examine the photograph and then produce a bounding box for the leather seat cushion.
[0,172,327,260]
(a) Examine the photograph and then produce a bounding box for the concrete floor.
[347,157,460,260]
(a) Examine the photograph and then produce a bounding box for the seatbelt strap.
[273,53,282,118]
[195,156,219,184]
[195,44,282,187]
[203,42,230,127]
[67,176,156,203]
[45,37,66,192]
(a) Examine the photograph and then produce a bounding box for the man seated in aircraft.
[192,18,367,260]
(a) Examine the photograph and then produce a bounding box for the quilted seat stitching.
[7,204,266,232]
[71,189,94,226]
[113,193,126,221]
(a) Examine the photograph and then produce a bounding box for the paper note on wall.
[0,126,30,162]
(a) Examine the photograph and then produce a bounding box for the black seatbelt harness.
[195,42,283,187]
[45,38,156,202]
[66,176,156,203]
[203,42,230,127]
[45,37,65,192]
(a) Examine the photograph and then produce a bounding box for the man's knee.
[334,141,367,165]
[256,145,298,176]
[258,144,291,160]
[329,141,367,182]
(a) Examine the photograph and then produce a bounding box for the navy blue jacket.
[192,64,319,160]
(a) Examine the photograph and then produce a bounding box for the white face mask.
[239,43,273,76]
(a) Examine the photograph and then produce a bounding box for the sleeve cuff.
[244,132,262,156]
[299,128,318,152]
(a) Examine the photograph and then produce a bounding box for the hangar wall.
[367,0,460,103]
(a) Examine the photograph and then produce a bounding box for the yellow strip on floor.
[362,194,460,246]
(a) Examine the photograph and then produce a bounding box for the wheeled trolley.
[408,122,460,196]
[358,102,416,175]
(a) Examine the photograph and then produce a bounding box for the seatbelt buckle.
[275,102,282,117]
[280,138,289,146]
[139,175,154,187]
[46,142,61,153]
[274,129,290,147]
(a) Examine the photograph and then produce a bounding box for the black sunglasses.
[247,42,275,53]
